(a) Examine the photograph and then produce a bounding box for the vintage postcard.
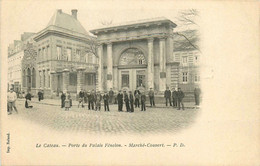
[1,0,259,165]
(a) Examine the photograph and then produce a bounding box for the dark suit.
[61,93,66,108]
[124,93,130,112]
[172,90,178,107]
[177,90,185,110]
[117,93,123,111]
[88,93,95,110]
[164,90,172,106]
[141,94,146,111]
[103,94,110,111]
[129,93,134,112]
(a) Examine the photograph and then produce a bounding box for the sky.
[0,0,200,55]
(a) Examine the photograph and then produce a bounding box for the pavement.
[9,99,200,135]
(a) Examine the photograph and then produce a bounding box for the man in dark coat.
[172,88,178,107]
[141,92,146,111]
[61,92,66,108]
[117,90,123,112]
[124,91,130,112]
[129,91,134,112]
[109,88,114,104]
[177,88,185,110]
[78,89,84,108]
[194,87,201,106]
[164,87,172,107]
[103,91,110,111]
[134,89,140,108]
[38,90,42,102]
[148,88,155,107]
[95,91,102,111]
[88,90,95,110]
[25,90,33,108]
[83,89,88,104]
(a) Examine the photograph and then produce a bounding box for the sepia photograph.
[1,0,259,165]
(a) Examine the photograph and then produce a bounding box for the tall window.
[88,53,93,63]
[27,68,31,87]
[182,56,188,65]
[69,73,77,86]
[194,56,198,63]
[42,47,45,60]
[43,70,45,88]
[85,74,95,85]
[182,72,188,83]
[194,74,200,82]
[46,46,49,60]
[38,49,41,60]
[56,46,62,60]
[67,48,72,61]
[76,49,80,62]
[32,68,36,88]
[121,71,129,87]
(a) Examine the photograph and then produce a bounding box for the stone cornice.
[90,18,176,35]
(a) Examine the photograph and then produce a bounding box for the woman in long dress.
[25,91,33,108]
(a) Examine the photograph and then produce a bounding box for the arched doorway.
[118,48,147,91]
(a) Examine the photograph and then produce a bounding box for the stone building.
[173,30,200,92]
[90,17,179,93]
[8,32,35,93]
[33,9,98,96]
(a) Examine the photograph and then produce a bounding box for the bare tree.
[175,9,200,52]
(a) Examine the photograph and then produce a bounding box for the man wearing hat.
[129,91,134,112]
[103,91,110,111]
[7,88,18,114]
[148,88,155,107]
[117,90,123,112]
[164,87,172,107]
[124,91,130,112]
[177,88,185,110]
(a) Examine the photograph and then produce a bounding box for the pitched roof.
[47,9,88,35]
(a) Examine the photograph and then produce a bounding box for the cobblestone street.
[8,99,200,135]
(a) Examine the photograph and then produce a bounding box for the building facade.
[8,32,35,93]
[90,17,180,93]
[33,9,98,96]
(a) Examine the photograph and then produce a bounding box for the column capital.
[106,41,113,46]
[62,69,70,72]
[76,67,85,71]
[50,71,56,74]
[147,37,154,42]
[158,36,167,40]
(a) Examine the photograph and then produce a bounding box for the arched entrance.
[118,48,147,91]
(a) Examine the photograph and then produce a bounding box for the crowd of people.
[7,86,201,115]
[59,87,190,112]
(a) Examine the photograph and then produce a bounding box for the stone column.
[46,70,50,88]
[113,67,118,90]
[77,67,85,94]
[50,71,56,92]
[159,37,167,91]
[147,37,154,89]
[97,44,103,91]
[107,42,113,89]
[62,69,69,93]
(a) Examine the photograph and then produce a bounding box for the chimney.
[71,9,78,19]
[57,9,62,14]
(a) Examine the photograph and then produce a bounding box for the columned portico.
[106,42,113,89]
[62,69,69,93]
[97,44,103,91]
[147,37,154,89]
[159,37,167,91]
